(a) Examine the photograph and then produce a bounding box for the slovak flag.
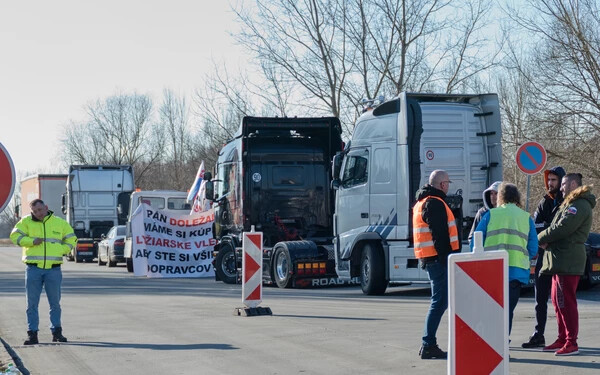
[186,161,205,203]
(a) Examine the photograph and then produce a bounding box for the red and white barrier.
[242,229,263,308]
[448,232,509,375]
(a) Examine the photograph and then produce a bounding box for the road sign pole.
[525,175,531,212]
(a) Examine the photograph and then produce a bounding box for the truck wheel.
[360,243,388,295]
[126,258,134,273]
[215,243,237,284]
[75,253,82,263]
[107,257,116,268]
[66,251,74,262]
[273,245,293,289]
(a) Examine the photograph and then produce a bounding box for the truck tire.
[66,251,74,262]
[107,257,116,268]
[75,253,82,263]
[126,258,134,273]
[273,245,293,289]
[215,243,237,284]
[360,243,388,295]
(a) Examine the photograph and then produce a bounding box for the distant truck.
[20,174,68,219]
[123,190,191,272]
[63,165,134,262]
[206,116,344,287]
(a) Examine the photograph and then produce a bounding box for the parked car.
[528,232,600,289]
[97,225,126,267]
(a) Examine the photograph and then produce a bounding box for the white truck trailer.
[20,174,68,219]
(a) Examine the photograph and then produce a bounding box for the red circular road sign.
[516,142,547,175]
[0,142,16,214]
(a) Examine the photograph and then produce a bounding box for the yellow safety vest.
[10,212,77,269]
[483,204,530,270]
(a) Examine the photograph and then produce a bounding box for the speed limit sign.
[0,142,16,214]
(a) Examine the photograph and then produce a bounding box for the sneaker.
[543,339,566,352]
[420,344,447,359]
[522,334,545,348]
[555,343,579,356]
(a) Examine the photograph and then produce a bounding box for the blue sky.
[0,0,245,178]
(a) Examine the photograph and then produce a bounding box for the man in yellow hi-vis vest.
[471,183,538,338]
[413,170,461,359]
[10,199,77,345]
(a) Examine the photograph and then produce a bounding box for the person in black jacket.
[467,180,501,243]
[522,166,566,348]
[413,170,461,359]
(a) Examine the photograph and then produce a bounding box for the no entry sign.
[0,142,16,214]
[516,142,546,175]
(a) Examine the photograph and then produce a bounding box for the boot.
[52,327,68,342]
[24,330,38,345]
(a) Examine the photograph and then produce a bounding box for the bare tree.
[61,93,164,186]
[234,0,352,120]
[501,0,600,177]
[156,89,197,191]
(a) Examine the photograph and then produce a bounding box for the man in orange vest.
[413,169,461,359]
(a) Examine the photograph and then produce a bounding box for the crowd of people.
[413,168,596,359]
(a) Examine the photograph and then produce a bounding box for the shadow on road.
[273,314,384,321]
[60,341,238,351]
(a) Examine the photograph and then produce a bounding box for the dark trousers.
[509,280,522,335]
[533,250,552,336]
[422,261,448,347]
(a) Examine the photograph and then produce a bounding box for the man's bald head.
[429,170,450,194]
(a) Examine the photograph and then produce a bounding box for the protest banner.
[131,203,216,278]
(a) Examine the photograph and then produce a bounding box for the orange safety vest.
[412,196,460,258]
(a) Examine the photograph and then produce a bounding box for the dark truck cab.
[207,116,344,287]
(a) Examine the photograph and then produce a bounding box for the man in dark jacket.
[538,173,595,356]
[522,166,566,348]
[413,170,461,359]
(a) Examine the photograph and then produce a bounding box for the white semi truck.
[62,165,134,262]
[332,93,503,294]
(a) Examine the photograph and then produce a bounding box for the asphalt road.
[1,245,599,375]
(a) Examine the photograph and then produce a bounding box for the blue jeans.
[25,265,63,332]
[423,261,448,346]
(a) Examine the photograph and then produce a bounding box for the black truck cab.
[208,116,343,287]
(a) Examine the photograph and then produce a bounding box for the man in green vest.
[10,199,77,345]
[471,183,538,336]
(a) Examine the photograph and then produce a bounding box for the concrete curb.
[0,337,27,374]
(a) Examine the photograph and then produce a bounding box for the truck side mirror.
[61,194,67,215]
[332,153,343,180]
[331,179,340,190]
[205,181,214,201]
[204,171,212,181]
[117,204,122,215]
